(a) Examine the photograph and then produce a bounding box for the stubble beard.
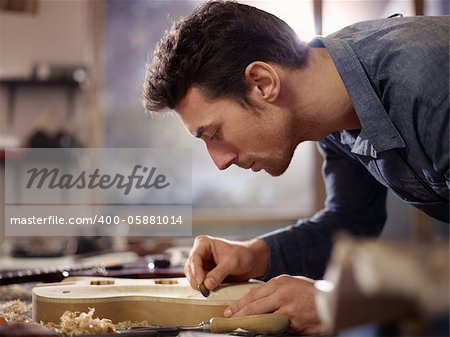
[262,142,297,177]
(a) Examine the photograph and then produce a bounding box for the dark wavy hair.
[143,0,309,112]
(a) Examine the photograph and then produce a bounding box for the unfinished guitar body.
[32,277,261,326]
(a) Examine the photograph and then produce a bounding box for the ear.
[244,61,281,103]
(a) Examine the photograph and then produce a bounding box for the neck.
[282,47,361,142]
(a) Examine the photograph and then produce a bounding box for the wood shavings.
[0,300,32,323]
[0,301,153,335]
[43,308,115,336]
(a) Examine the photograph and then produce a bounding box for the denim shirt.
[261,16,449,280]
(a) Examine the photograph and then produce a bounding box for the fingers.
[185,235,260,293]
[223,275,323,335]
[185,236,211,289]
[185,235,239,292]
[203,259,235,290]
[185,253,206,290]
[224,284,278,317]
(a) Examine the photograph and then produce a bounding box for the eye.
[209,128,220,141]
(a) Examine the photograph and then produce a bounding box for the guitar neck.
[0,254,185,285]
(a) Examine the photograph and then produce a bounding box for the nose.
[205,140,238,170]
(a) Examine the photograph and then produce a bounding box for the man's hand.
[224,275,323,334]
[184,235,269,291]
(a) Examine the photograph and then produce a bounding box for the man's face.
[175,86,298,176]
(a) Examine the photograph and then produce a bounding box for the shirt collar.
[313,37,405,158]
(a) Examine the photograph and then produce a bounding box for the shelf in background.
[0,78,83,124]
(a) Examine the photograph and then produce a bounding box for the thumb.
[204,262,233,290]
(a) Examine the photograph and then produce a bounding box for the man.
[143,1,449,333]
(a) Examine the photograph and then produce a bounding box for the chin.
[266,167,287,177]
[265,161,290,177]
[265,148,296,176]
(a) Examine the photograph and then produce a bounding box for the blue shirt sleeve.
[419,95,449,191]
[259,139,387,280]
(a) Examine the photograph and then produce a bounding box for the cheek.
[220,125,251,149]
[205,139,238,155]
[255,121,288,149]
[223,115,289,152]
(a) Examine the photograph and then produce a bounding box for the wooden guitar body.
[32,277,261,326]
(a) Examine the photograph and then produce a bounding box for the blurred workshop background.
[0,0,448,253]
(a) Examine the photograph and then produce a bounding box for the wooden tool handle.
[209,313,289,334]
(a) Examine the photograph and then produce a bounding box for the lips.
[250,162,261,172]
[240,162,253,170]
[240,161,261,172]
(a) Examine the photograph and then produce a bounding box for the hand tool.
[199,282,210,297]
[80,313,289,336]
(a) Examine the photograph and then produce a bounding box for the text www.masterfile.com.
[8,214,185,226]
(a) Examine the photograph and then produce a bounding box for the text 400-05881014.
[125,215,183,225]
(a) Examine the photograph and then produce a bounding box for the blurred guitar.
[0,252,184,285]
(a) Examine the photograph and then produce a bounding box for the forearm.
[259,197,387,281]
[244,238,270,279]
